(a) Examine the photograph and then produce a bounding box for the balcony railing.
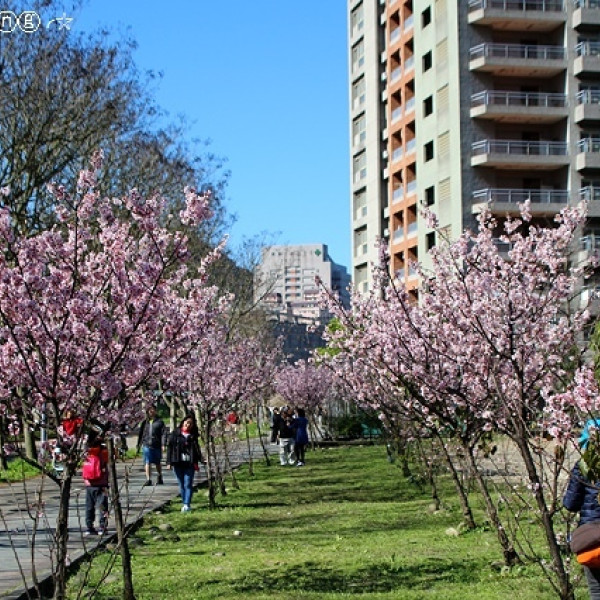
[393,228,404,242]
[472,188,569,204]
[406,139,416,154]
[406,180,417,195]
[403,15,414,33]
[391,66,402,83]
[578,137,600,152]
[404,56,415,72]
[472,139,568,156]
[392,187,404,202]
[581,234,600,250]
[391,107,402,123]
[471,90,567,108]
[390,27,400,45]
[468,0,564,10]
[392,147,404,163]
[407,222,418,237]
[575,0,600,8]
[577,90,600,105]
[576,41,600,57]
[405,97,415,114]
[470,43,566,61]
[580,186,600,201]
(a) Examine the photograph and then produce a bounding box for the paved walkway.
[0,436,274,599]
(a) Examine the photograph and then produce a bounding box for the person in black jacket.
[563,419,600,599]
[275,407,296,466]
[166,415,203,512]
[136,405,166,486]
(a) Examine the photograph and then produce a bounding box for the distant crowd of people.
[270,406,310,467]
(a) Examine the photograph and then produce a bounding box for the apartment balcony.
[468,0,565,32]
[469,43,567,77]
[470,90,568,123]
[472,187,569,215]
[581,186,600,217]
[573,0,600,29]
[577,138,600,170]
[471,140,569,169]
[575,90,600,123]
[575,42,600,76]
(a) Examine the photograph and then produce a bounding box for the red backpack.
[82,452,102,481]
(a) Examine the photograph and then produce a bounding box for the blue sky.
[72,1,351,268]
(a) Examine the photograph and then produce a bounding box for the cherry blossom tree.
[172,325,280,507]
[321,202,593,600]
[0,152,227,599]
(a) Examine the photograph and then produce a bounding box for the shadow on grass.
[230,558,480,594]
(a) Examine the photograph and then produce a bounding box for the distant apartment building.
[255,244,351,324]
[348,0,600,295]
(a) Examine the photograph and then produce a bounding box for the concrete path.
[0,436,275,599]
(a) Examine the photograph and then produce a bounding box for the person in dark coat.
[275,407,296,466]
[292,407,310,467]
[136,405,166,486]
[166,415,203,512]
[563,419,600,599]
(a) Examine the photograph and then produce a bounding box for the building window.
[352,40,365,74]
[422,6,431,28]
[426,231,436,251]
[425,185,435,206]
[351,3,364,36]
[353,189,367,219]
[423,50,432,72]
[352,76,366,110]
[352,114,366,147]
[354,226,368,257]
[423,95,433,117]
[424,141,434,162]
[353,151,367,183]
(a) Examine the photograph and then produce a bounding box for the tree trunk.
[254,402,271,467]
[0,415,8,470]
[414,437,440,510]
[435,432,477,530]
[244,414,254,477]
[106,437,136,600]
[53,471,72,599]
[513,433,574,600]
[464,442,520,566]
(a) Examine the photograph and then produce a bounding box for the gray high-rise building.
[255,243,351,324]
[349,0,600,295]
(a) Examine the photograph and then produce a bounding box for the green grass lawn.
[68,445,588,599]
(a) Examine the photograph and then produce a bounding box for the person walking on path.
[292,407,309,466]
[563,418,600,599]
[166,415,204,512]
[82,434,109,536]
[136,404,166,486]
[275,407,296,466]
[270,407,280,444]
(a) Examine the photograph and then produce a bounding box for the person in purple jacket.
[292,407,310,467]
[563,419,600,599]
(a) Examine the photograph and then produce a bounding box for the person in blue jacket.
[563,419,600,599]
[292,407,310,467]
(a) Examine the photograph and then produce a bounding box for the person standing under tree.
[563,418,600,600]
[166,415,204,512]
[82,434,109,536]
[292,407,309,467]
[136,404,166,486]
[275,407,296,466]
